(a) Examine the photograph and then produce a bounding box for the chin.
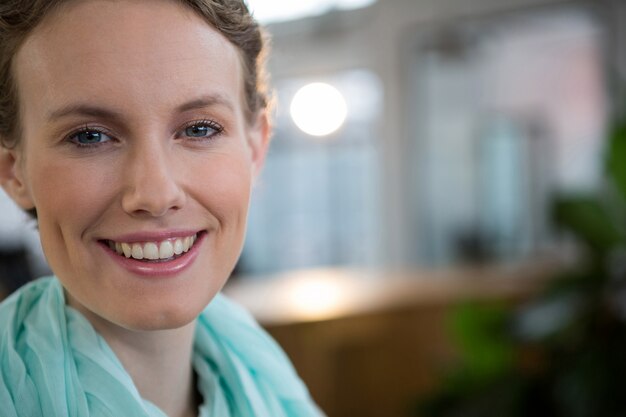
[114,310,196,332]
[119,298,211,331]
[125,315,196,331]
[72,291,210,333]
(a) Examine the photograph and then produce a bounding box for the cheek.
[191,153,253,225]
[29,156,113,218]
[26,153,116,258]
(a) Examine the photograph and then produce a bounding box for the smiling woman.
[0,1,322,416]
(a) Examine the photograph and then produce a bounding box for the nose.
[121,141,186,217]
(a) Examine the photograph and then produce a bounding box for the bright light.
[285,275,348,320]
[290,82,348,137]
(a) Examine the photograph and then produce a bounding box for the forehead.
[13,0,243,125]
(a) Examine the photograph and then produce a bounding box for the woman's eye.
[69,130,112,146]
[183,121,222,139]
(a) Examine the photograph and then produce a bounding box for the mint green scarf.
[0,277,322,417]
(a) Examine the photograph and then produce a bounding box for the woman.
[0,0,322,416]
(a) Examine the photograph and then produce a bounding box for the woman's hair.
[0,0,269,149]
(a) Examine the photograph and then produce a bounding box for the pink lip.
[100,231,206,277]
[105,229,202,244]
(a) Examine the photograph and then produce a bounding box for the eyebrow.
[47,94,235,122]
[47,104,125,123]
[176,94,235,113]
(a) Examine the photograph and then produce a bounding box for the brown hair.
[0,0,269,149]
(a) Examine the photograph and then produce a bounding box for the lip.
[100,230,206,277]
[104,229,202,244]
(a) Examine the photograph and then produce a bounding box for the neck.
[104,323,199,417]
[66,295,200,417]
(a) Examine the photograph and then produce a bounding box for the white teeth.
[121,243,132,258]
[173,239,184,255]
[143,242,159,260]
[110,233,198,261]
[131,243,144,260]
[159,241,174,259]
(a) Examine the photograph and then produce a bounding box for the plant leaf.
[449,303,515,381]
[606,121,626,200]
[552,197,623,253]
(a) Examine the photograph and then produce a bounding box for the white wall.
[266,0,583,267]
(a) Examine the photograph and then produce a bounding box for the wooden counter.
[224,261,559,417]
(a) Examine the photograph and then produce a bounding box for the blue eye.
[186,125,211,137]
[69,129,112,146]
[183,121,222,139]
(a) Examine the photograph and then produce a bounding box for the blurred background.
[2,0,626,415]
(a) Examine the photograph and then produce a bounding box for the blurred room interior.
[1,0,625,415]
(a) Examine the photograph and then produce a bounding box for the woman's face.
[3,0,268,330]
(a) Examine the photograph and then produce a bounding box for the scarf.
[0,277,323,417]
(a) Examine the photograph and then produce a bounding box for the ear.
[0,145,35,210]
[247,111,271,182]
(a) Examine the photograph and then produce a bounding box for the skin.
[0,0,269,415]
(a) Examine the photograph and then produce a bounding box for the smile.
[103,233,199,262]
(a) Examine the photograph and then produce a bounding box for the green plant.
[415,120,626,417]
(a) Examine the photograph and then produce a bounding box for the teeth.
[131,243,143,260]
[159,241,174,259]
[143,242,159,260]
[121,243,132,258]
[173,239,184,255]
[110,234,198,261]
